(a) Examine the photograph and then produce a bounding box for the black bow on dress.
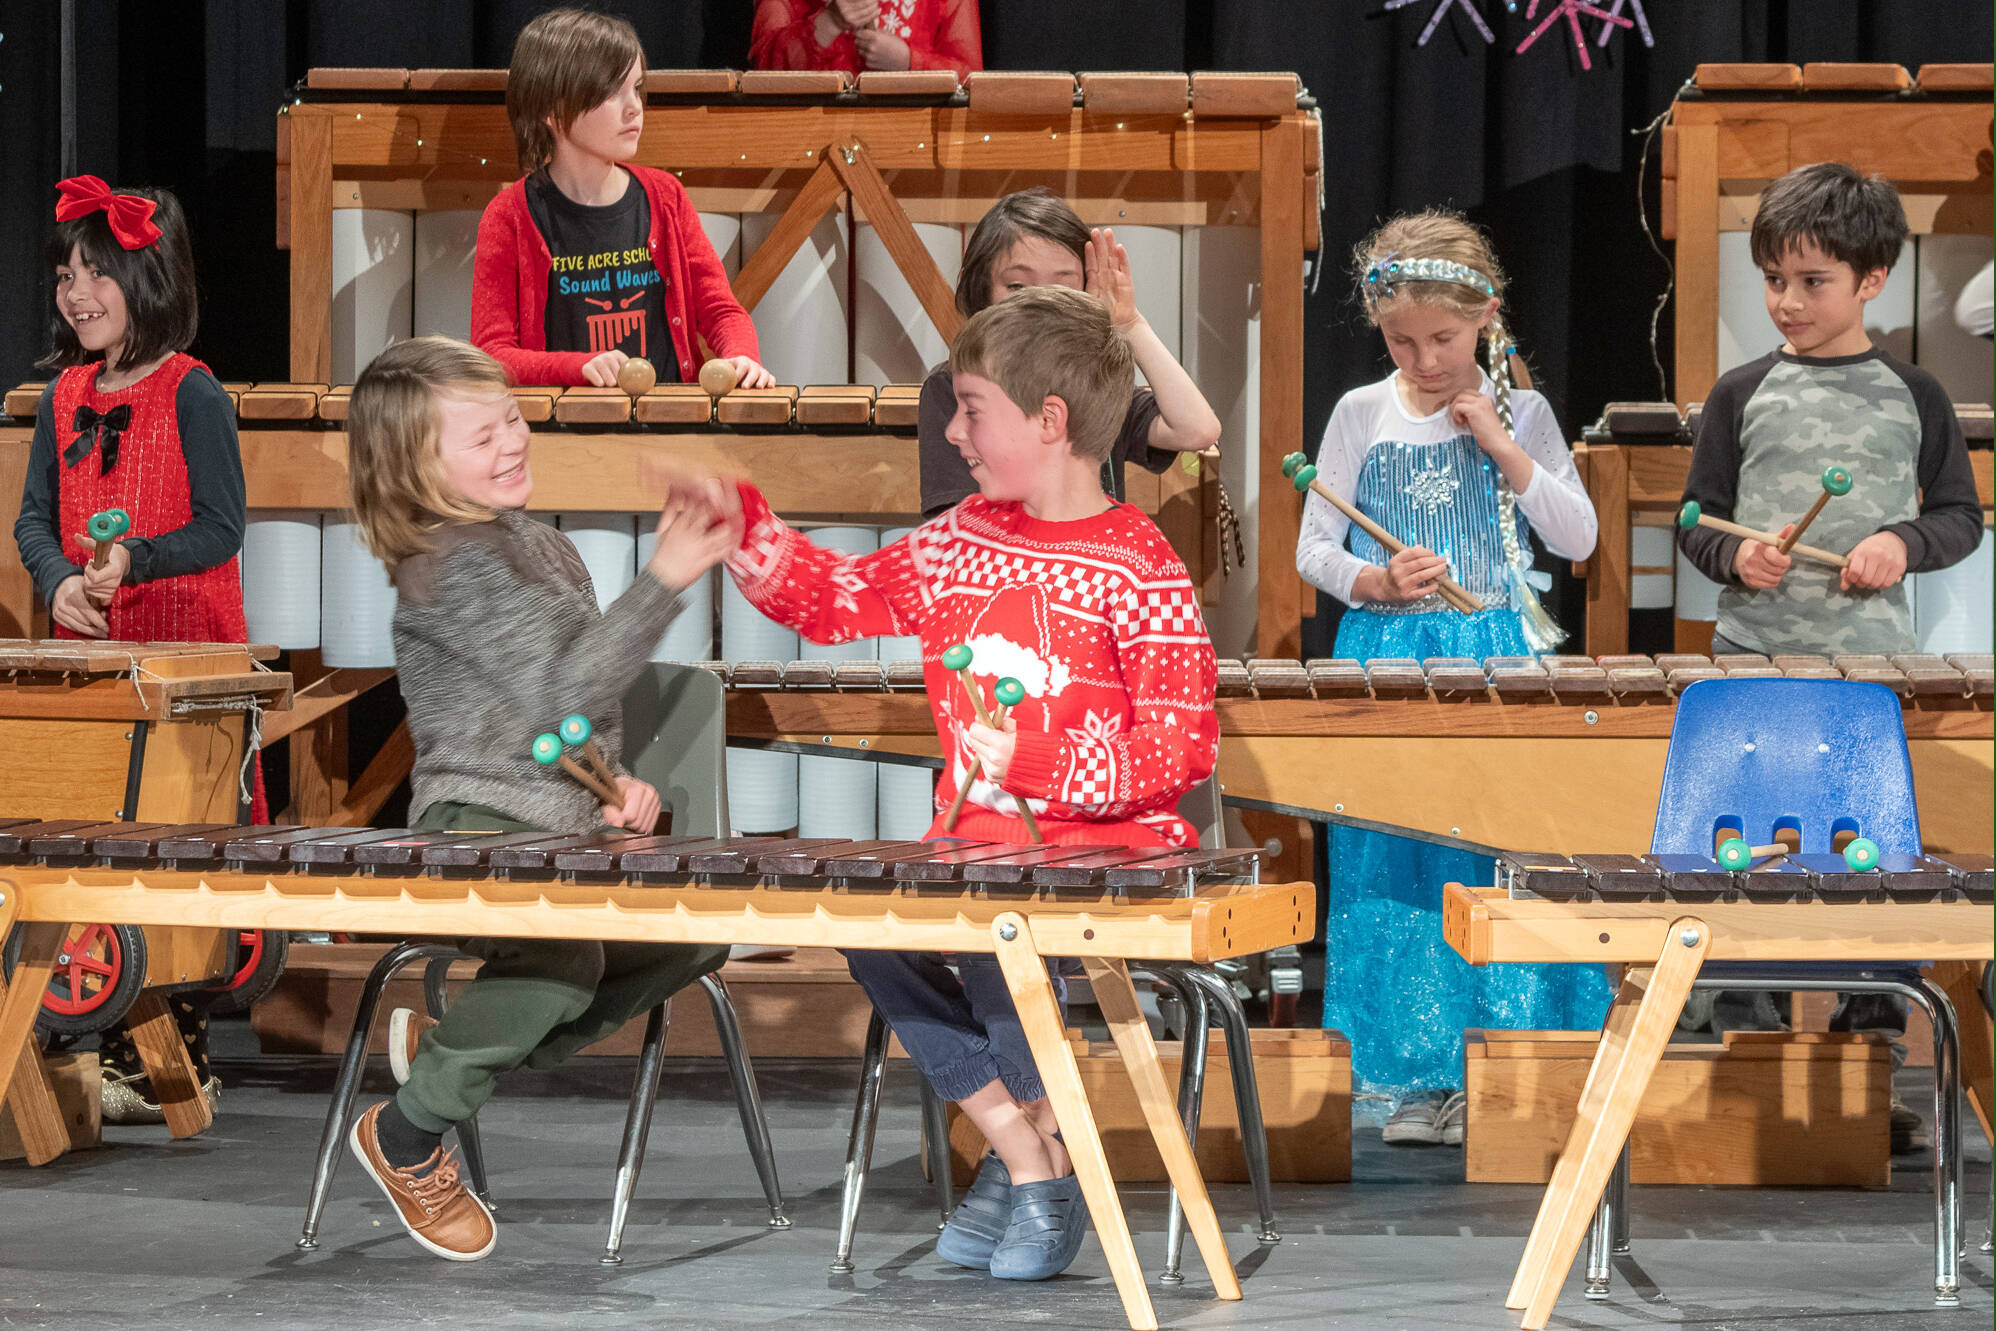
[67,403,131,475]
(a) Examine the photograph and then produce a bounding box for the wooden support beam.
[333,718,414,826]
[260,668,396,744]
[732,157,845,317]
[1257,117,1307,657]
[1672,124,1720,409]
[824,140,963,346]
[287,108,335,384]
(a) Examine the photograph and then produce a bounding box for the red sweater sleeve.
[750,0,856,71]
[724,483,931,643]
[470,193,594,387]
[1004,539,1218,815]
[670,185,761,363]
[907,0,983,75]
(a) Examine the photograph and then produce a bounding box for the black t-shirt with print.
[524,172,680,381]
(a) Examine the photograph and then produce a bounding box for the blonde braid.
[1484,314,1564,650]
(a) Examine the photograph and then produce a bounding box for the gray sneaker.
[1382,1089,1450,1146]
[1437,1090,1468,1146]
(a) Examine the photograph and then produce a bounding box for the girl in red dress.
[751,0,983,76]
[13,176,253,1124]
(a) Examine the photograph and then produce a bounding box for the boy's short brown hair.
[506,9,645,173]
[950,286,1133,465]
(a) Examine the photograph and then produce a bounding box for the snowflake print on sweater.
[726,486,1219,849]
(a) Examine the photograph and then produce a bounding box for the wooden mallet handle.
[87,508,130,570]
[1677,501,1848,568]
[1283,456,1484,614]
[534,732,624,807]
[1776,465,1852,555]
[937,657,1040,842]
[1716,837,1789,870]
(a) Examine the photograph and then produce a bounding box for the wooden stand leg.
[1083,957,1242,1300]
[124,990,213,1138]
[0,921,70,1165]
[1931,961,1993,1145]
[1514,918,1709,1331]
[1506,962,1647,1307]
[990,916,1157,1331]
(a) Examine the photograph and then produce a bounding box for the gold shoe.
[100,1068,221,1126]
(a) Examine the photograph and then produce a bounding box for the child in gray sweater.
[338,335,742,1262]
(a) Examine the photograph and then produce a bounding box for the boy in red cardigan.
[722,285,1217,1281]
[472,9,771,389]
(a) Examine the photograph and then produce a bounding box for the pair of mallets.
[1716,834,1879,872]
[939,643,1041,842]
[610,356,742,403]
[531,713,624,807]
[1279,452,1484,613]
[1678,465,1853,569]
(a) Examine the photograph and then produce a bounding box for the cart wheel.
[2,922,148,1037]
[206,929,290,1016]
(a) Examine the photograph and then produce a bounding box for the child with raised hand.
[1294,210,1608,1148]
[722,286,1217,1281]
[918,187,1222,519]
[340,335,740,1262]
[473,8,772,390]
[14,176,254,1125]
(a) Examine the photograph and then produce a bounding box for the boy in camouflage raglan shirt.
[1678,161,1980,657]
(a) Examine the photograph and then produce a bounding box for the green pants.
[394,802,730,1133]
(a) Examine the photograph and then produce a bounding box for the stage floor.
[0,1019,1987,1331]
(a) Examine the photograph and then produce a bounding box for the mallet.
[1677,501,1848,569]
[1280,452,1484,614]
[939,645,1041,841]
[1716,837,1791,870]
[1841,837,1880,872]
[558,713,619,789]
[698,357,739,400]
[943,678,1041,841]
[1776,465,1853,555]
[87,507,130,570]
[532,731,623,807]
[616,357,657,399]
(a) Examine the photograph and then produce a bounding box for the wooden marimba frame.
[1443,855,1994,1329]
[0,642,292,1157]
[0,822,1312,1331]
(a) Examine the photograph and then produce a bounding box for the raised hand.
[1084,228,1139,330]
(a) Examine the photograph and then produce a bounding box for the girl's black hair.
[38,185,198,372]
[956,187,1091,320]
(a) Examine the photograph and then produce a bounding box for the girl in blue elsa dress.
[1295,210,1612,1146]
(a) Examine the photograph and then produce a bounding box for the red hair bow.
[54,175,161,251]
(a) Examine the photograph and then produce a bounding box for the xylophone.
[717,654,1994,856]
[0,640,294,1156]
[1442,861,1993,1329]
[0,820,1311,1331]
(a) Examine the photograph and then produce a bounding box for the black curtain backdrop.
[0,1,1988,647]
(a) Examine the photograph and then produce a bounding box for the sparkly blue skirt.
[1321,606,1613,1096]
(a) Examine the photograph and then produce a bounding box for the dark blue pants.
[843,950,1064,1102]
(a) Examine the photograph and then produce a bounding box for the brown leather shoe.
[348,1101,495,1261]
[388,1008,438,1086]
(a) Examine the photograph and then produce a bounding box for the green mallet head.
[1291,463,1319,493]
[1715,837,1754,871]
[88,508,130,542]
[994,677,1025,709]
[558,713,593,746]
[531,733,563,765]
[1281,452,1306,479]
[1677,500,1702,530]
[942,643,972,672]
[1842,837,1880,872]
[1821,465,1853,497]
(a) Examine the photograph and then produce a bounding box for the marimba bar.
[1498,849,1991,905]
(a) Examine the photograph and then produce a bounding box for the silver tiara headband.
[1362,252,1497,305]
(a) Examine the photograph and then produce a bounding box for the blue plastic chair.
[1585,678,1967,1306]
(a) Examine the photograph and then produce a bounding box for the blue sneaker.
[936,1153,1012,1268]
[988,1174,1087,1280]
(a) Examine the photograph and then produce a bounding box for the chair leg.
[917,1077,954,1230]
[601,1002,671,1266]
[1157,969,1210,1285]
[1908,977,1963,1307]
[1583,1144,1630,1301]
[1182,964,1281,1244]
[700,974,790,1228]
[297,941,454,1251]
[830,1010,890,1274]
[422,953,492,1207]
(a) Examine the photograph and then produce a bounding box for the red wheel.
[206,929,289,1016]
[2,922,147,1037]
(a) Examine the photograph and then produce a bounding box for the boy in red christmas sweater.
[472,9,771,390]
[723,284,1217,1281]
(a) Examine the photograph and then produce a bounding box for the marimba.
[1443,858,1993,1329]
[0,641,292,1156]
[0,822,1312,1331]
[717,654,1994,856]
